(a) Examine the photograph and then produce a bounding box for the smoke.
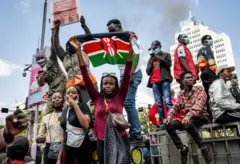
[80,0,197,101]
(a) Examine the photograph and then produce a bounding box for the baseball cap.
[216,65,235,76]
[148,40,161,51]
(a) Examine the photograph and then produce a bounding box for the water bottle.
[131,37,144,54]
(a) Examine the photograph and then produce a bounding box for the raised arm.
[118,33,136,99]
[80,16,91,35]
[52,20,68,61]
[68,37,99,101]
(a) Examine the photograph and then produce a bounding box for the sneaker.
[180,145,189,164]
[129,135,144,144]
[201,146,211,164]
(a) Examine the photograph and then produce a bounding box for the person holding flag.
[107,19,143,143]
[67,32,136,164]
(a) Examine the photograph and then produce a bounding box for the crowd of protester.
[0,16,240,164]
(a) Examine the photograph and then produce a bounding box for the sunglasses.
[102,72,116,77]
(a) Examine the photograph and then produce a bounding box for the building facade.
[170,14,236,94]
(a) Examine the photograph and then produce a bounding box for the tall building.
[170,12,236,94]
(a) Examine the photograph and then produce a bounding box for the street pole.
[31,105,39,160]
[31,0,47,156]
[40,0,47,50]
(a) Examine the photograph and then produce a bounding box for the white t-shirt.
[177,46,186,58]
[118,55,140,79]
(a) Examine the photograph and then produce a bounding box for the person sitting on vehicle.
[209,65,240,123]
[165,71,211,164]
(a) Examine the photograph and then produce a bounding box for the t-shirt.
[60,102,91,148]
[118,54,140,80]
[150,61,160,84]
[177,46,186,58]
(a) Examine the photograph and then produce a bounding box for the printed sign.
[28,48,49,106]
[51,0,81,26]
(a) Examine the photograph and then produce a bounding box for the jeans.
[165,116,209,149]
[152,80,172,124]
[124,69,142,137]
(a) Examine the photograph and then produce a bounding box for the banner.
[28,48,49,106]
[51,0,81,26]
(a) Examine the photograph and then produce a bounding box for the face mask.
[183,38,190,45]
[206,39,213,46]
[153,47,161,54]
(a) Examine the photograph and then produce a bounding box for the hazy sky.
[0,0,239,109]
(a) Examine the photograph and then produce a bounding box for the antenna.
[189,11,192,18]
[38,37,40,49]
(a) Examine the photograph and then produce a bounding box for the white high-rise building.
[170,13,236,94]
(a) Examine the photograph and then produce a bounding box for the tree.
[138,107,156,135]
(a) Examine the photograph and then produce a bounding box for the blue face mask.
[183,38,190,45]
[153,47,161,54]
[207,39,213,46]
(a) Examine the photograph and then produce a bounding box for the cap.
[148,40,161,51]
[216,65,235,76]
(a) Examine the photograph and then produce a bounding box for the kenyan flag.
[70,31,135,67]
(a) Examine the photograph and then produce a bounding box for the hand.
[129,32,138,54]
[66,95,77,107]
[37,135,46,143]
[164,116,172,125]
[37,74,46,86]
[4,109,28,137]
[69,36,81,50]
[53,19,61,29]
[80,16,86,25]
[182,116,190,127]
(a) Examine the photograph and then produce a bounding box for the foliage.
[138,107,156,135]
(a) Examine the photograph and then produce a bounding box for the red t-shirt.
[151,61,160,84]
